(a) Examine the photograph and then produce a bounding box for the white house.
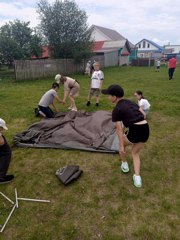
[90,25,136,65]
[135,39,164,59]
[164,45,180,61]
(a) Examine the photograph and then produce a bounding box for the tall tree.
[0,20,43,65]
[37,0,93,61]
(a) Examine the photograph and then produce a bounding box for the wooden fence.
[14,52,131,80]
[14,59,84,80]
[131,59,155,66]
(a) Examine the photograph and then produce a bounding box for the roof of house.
[92,40,131,55]
[91,25,126,41]
[103,40,127,49]
[31,46,49,59]
[136,39,164,51]
[92,41,105,51]
[164,45,180,54]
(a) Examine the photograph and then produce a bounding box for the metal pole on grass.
[0,192,14,205]
[0,204,16,233]
[18,197,50,203]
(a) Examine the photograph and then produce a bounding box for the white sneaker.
[68,106,72,110]
[133,175,142,188]
[121,162,129,173]
[71,108,77,111]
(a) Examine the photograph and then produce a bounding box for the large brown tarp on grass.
[14,111,119,153]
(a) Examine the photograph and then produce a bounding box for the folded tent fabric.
[14,111,119,153]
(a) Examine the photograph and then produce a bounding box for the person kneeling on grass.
[102,85,150,188]
[0,118,14,184]
[38,82,64,118]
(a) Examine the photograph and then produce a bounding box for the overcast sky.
[0,0,180,45]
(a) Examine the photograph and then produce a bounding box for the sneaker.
[121,162,129,173]
[133,174,142,188]
[95,103,99,106]
[68,106,72,110]
[71,108,77,111]
[86,101,91,106]
[39,110,46,118]
[0,175,14,184]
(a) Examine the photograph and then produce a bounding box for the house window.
[143,41,146,48]
[139,44,141,48]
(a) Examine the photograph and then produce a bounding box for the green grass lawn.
[0,65,179,240]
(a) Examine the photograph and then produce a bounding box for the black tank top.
[0,135,12,158]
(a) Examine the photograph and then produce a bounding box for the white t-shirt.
[138,99,151,110]
[156,60,161,67]
[91,70,104,89]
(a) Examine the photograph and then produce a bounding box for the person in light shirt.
[134,90,151,118]
[86,62,104,107]
[38,82,64,118]
[156,59,161,72]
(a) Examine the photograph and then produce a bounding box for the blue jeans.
[38,105,54,118]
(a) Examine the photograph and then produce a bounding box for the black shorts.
[126,123,149,143]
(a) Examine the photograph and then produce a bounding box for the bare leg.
[69,95,77,110]
[96,96,100,104]
[120,135,132,162]
[131,142,145,175]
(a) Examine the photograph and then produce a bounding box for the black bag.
[56,165,83,185]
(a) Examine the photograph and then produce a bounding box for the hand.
[119,146,126,158]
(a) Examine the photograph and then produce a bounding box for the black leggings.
[0,155,11,178]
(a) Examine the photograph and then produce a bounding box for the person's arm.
[0,134,5,146]
[139,106,146,119]
[52,100,59,113]
[52,95,65,112]
[115,121,126,158]
[54,95,65,104]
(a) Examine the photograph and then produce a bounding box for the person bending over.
[102,85,150,188]
[58,75,80,112]
[38,82,64,118]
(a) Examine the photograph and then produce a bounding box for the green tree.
[37,0,93,61]
[0,20,43,65]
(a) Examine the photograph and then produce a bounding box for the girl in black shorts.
[102,84,149,188]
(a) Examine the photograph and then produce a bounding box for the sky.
[0,0,180,45]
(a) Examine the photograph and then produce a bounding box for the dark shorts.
[126,123,149,143]
[157,66,160,69]
[89,88,100,97]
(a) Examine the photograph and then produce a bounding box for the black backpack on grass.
[56,165,83,185]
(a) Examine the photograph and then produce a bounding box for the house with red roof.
[90,25,136,65]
